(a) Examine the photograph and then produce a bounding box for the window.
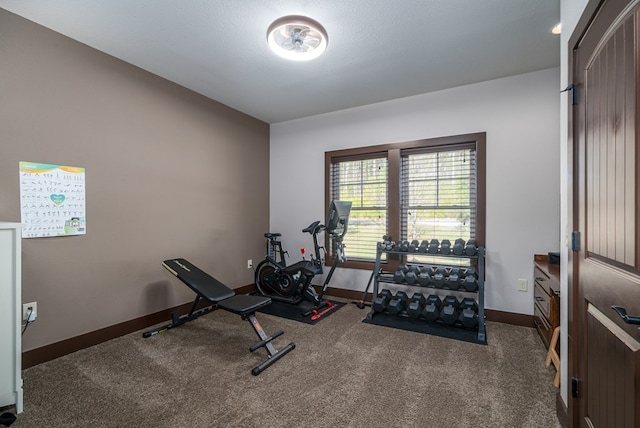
[328,155,388,260]
[325,133,485,270]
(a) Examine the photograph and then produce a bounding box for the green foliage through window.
[402,149,475,244]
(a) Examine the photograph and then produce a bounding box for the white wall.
[270,67,560,316]
[560,0,589,408]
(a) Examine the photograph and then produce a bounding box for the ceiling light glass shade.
[267,15,328,61]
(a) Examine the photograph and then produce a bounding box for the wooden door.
[572,0,640,426]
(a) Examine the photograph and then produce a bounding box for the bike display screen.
[326,200,352,236]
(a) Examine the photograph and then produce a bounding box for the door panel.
[573,0,640,426]
[586,304,640,427]
[584,11,636,265]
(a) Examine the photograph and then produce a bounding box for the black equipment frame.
[254,201,352,315]
[143,258,295,376]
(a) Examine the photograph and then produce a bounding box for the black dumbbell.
[394,264,408,283]
[428,239,440,254]
[393,270,405,284]
[460,297,478,312]
[388,291,409,315]
[440,295,460,325]
[408,239,420,252]
[462,268,478,292]
[407,293,427,319]
[433,266,446,288]
[447,267,461,290]
[399,240,410,252]
[442,295,459,308]
[459,308,478,328]
[426,294,442,309]
[372,289,393,313]
[405,265,420,285]
[417,268,431,287]
[422,294,442,322]
[459,298,479,328]
[440,239,451,255]
[418,240,428,253]
[453,238,465,255]
[465,239,478,256]
[380,235,393,250]
[381,235,394,250]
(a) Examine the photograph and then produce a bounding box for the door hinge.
[561,84,577,105]
[571,231,580,252]
[571,377,580,398]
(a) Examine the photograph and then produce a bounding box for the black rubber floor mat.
[362,312,487,345]
[256,299,346,325]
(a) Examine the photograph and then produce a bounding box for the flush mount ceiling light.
[267,15,328,61]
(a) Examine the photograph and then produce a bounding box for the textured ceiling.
[0,0,560,123]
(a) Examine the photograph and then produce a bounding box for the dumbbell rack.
[365,244,486,344]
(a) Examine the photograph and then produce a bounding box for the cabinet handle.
[535,296,545,302]
[535,277,545,281]
[612,306,640,325]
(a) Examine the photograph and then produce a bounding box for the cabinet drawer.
[534,266,550,290]
[534,281,551,320]
[534,303,551,348]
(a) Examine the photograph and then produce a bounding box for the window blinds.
[329,156,388,261]
[401,148,476,244]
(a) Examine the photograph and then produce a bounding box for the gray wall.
[0,10,270,351]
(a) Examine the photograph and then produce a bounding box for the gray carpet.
[7,300,561,427]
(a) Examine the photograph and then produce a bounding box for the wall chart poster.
[19,161,86,238]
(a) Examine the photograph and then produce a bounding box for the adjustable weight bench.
[143,258,295,376]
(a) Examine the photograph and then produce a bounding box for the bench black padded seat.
[217,295,271,315]
[144,258,295,375]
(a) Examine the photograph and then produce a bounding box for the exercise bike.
[254,201,352,314]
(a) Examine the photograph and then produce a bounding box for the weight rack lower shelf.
[363,312,487,345]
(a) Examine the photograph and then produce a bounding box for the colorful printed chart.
[19,162,86,238]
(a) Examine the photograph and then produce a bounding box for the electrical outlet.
[247,259,253,269]
[517,279,528,292]
[23,301,37,321]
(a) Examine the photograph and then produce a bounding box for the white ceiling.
[0,0,560,124]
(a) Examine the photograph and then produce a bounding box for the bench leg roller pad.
[245,313,296,375]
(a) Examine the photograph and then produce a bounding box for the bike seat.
[302,221,322,234]
[264,232,281,239]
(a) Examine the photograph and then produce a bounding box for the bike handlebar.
[302,221,325,235]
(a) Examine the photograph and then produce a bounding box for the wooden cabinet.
[0,222,23,413]
[533,254,559,349]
